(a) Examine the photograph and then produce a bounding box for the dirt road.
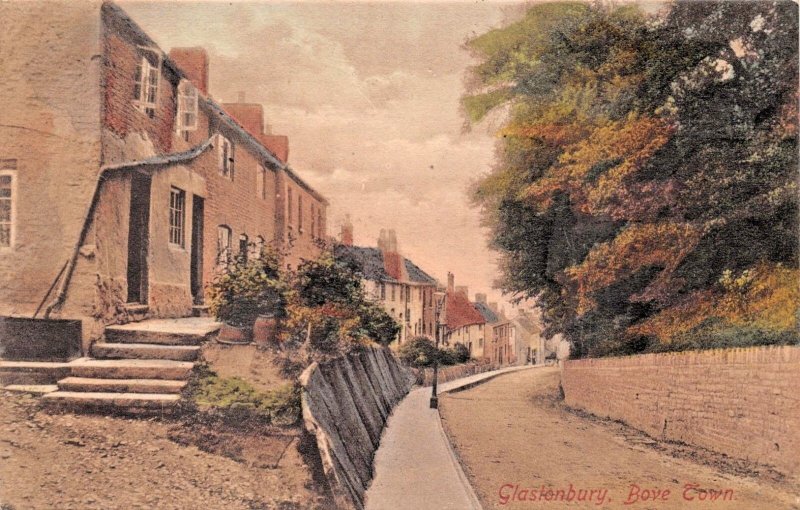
[0,391,327,510]
[439,367,799,510]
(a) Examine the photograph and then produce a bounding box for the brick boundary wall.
[561,345,800,475]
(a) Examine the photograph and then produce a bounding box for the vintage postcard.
[0,0,797,509]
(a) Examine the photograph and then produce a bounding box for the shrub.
[188,369,301,425]
[207,248,286,329]
[398,337,439,367]
[448,343,471,363]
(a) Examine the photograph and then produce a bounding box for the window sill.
[168,243,187,253]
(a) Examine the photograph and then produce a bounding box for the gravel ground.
[439,367,800,510]
[0,391,330,510]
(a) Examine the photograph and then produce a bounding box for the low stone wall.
[414,361,500,386]
[299,345,415,510]
[561,345,800,475]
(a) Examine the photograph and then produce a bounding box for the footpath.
[364,365,535,510]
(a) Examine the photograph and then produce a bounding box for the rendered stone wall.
[561,345,800,475]
[299,345,414,510]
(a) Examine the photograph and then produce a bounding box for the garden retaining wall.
[299,345,415,510]
[561,345,800,475]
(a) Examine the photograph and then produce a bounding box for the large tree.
[465,1,798,357]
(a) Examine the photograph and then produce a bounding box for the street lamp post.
[430,291,446,409]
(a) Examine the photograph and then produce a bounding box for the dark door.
[126,172,151,304]
[190,195,204,304]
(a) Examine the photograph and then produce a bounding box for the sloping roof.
[446,291,486,330]
[474,302,499,324]
[404,259,436,284]
[335,245,395,282]
[334,245,436,285]
[514,315,542,335]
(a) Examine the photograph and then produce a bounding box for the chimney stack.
[475,293,487,304]
[168,47,209,95]
[341,215,354,246]
[447,272,455,293]
[456,285,469,297]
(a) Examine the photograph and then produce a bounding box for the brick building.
[0,1,326,349]
[441,274,486,358]
[334,221,437,345]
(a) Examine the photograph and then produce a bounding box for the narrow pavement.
[365,365,535,510]
[440,367,800,510]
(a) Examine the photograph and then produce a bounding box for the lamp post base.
[429,395,438,409]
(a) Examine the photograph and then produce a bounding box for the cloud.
[120,0,519,305]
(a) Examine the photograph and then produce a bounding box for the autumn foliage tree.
[465,1,798,357]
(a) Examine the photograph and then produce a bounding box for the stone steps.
[57,376,187,394]
[35,317,219,415]
[91,342,201,362]
[0,361,72,385]
[68,358,194,380]
[41,391,180,411]
[104,318,221,346]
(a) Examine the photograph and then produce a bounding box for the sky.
[121,0,526,310]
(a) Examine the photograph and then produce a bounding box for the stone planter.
[217,323,252,345]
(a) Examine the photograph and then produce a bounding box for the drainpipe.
[41,137,214,319]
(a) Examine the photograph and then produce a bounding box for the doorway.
[126,172,151,304]
[190,195,204,304]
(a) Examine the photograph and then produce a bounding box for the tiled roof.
[334,245,436,285]
[473,302,499,324]
[335,245,395,282]
[405,259,436,284]
[445,291,486,330]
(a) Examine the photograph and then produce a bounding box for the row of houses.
[0,1,326,349]
[335,220,549,364]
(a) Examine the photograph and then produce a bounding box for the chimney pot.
[475,293,487,304]
[341,214,354,246]
[447,272,455,293]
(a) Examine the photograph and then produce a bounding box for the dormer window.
[217,134,234,180]
[176,80,198,138]
[133,54,160,118]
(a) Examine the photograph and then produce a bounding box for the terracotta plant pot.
[217,323,252,345]
[253,314,281,347]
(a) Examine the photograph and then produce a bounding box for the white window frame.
[169,187,186,248]
[176,80,198,135]
[217,134,235,180]
[217,225,232,265]
[0,167,16,250]
[133,52,160,118]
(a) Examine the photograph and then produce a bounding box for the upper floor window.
[287,186,293,225]
[380,282,386,300]
[176,80,198,137]
[317,209,323,239]
[133,54,160,118]
[256,165,266,200]
[217,134,234,180]
[168,187,186,248]
[310,204,316,239]
[0,162,16,249]
[298,195,304,232]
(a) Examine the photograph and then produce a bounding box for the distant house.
[334,222,437,345]
[441,274,486,358]
[0,1,327,350]
[511,312,546,365]
[473,294,500,361]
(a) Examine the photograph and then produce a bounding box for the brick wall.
[414,361,499,386]
[561,346,800,475]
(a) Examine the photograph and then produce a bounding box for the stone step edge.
[42,391,181,407]
[57,377,188,394]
